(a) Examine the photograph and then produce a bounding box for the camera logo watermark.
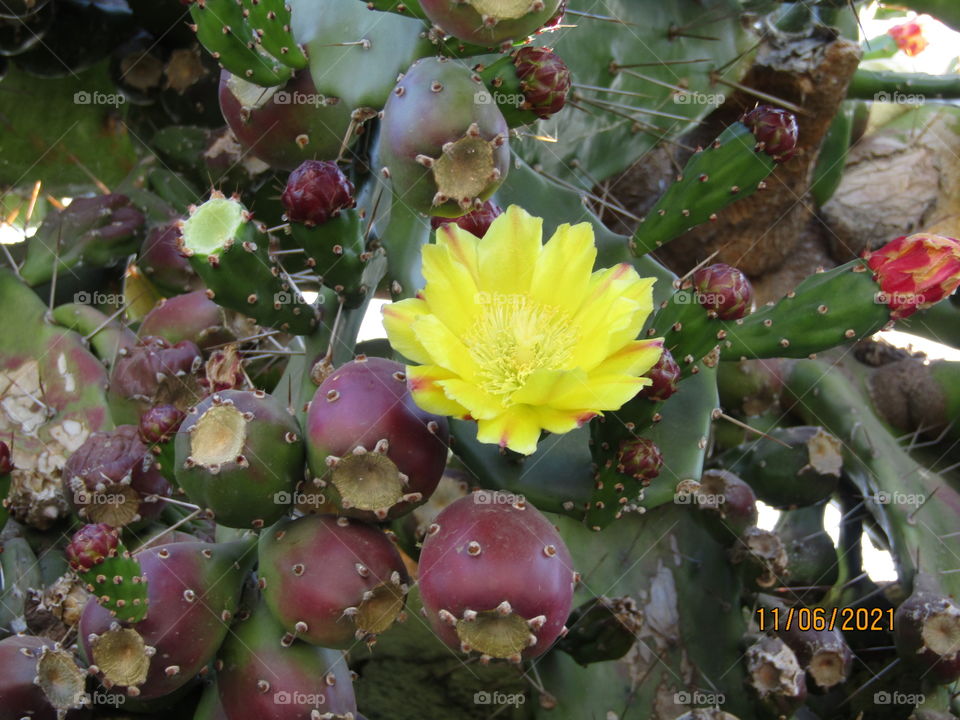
[74,291,124,306]
[274,690,326,706]
[874,91,925,105]
[474,490,525,506]
[474,691,525,707]
[74,91,125,108]
[273,490,326,505]
[874,491,925,507]
[74,489,126,506]
[675,690,726,706]
[474,90,526,109]
[673,91,725,106]
[874,691,924,705]
[274,91,333,107]
[273,291,313,307]
[674,490,725,506]
[674,291,726,307]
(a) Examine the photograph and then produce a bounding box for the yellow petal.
[411,315,479,379]
[421,242,480,336]
[529,222,596,316]
[407,365,469,418]
[572,265,652,369]
[437,378,504,420]
[435,223,480,285]
[535,406,587,435]
[592,339,663,377]
[382,298,432,364]
[516,369,648,411]
[477,205,543,295]
[510,368,587,407]
[476,406,542,455]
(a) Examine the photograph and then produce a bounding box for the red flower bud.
[281,160,356,227]
[864,233,960,319]
[513,46,571,119]
[430,200,503,238]
[638,347,680,403]
[742,106,799,163]
[692,263,753,320]
[616,438,663,484]
[65,523,121,571]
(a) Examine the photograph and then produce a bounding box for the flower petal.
[529,222,596,316]
[592,339,663,377]
[382,298,432,364]
[421,242,481,336]
[411,314,479,379]
[476,406,542,455]
[435,223,480,285]
[407,365,469,418]
[437,378,504,420]
[477,205,543,295]
[535,406,587,435]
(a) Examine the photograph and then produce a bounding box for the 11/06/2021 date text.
[756,607,894,632]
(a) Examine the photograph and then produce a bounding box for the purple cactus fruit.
[217,602,357,720]
[138,291,236,351]
[689,469,759,545]
[513,46,570,118]
[419,491,577,662]
[637,347,680,403]
[305,357,449,521]
[80,538,255,700]
[430,200,502,238]
[616,437,663,484]
[258,514,410,648]
[745,635,807,717]
[138,404,186,445]
[691,263,753,320]
[139,223,200,295]
[0,635,88,720]
[0,438,12,475]
[742,105,799,163]
[281,160,357,227]
[62,424,172,527]
[378,57,510,217]
[65,522,121,571]
[218,69,354,171]
[108,335,203,425]
[895,575,960,683]
[420,0,563,46]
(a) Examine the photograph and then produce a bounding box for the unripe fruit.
[420,0,562,46]
[138,404,185,445]
[65,522,120,572]
[615,437,663,484]
[637,347,680,403]
[430,200,502,237]
[742,105,799,163]
[514,46,570,118]
[281,160,356,227]
[895,576,960,684]
[692,263,753,320]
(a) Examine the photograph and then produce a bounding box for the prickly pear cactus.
[2,1,960,718]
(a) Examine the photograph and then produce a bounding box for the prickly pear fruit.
[0,635,88,720]
[80,538,256,700]
[258,514,410,648]
[895,575,960,684]
[219,69,354,170]
[692,263,753,320]
[555,595,641,666]
[305,357,449,521]
[777,622,853,691]
[108,336,203,425]
[139,404,185,484]
[679,470,757,546]
[175,390,304,528]
[419,491,576,662]
[178,192,319,334]
[66,522,148,622]
[217,601,357,720]
[430,199,502,237]
[420,0,562,46]
[731,527,789,590]
[744,635,807,717]
[138,291,236,351]
[615,437,663,484]
[139,223,200,295]
[742,105,799,162]
[378,57,509,217]
[774,505,839,604]
[62,424,171,527]
[281,160,356,227]
[637,347,680,403]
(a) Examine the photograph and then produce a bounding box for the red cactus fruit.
[139,223,199,295]
[742,105,799,162]
[430,200,502,237]
[615,437,663,484]
[637,347,680,403]
[138,291,236,350]
[419,491,577,663]
[514,46,570,118]
[864,233,960,319]
[281,160,356,227]
[305,357,449,521]
[692,263,753,320]
[0,635,88,720]
[258,514,410,648]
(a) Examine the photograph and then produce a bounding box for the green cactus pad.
[78,540,149,623]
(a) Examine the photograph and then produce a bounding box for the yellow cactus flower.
[383,206,663,455]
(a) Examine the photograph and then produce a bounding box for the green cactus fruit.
[774,504,840,605]
[894,574,960,684]
[138,291,237,351]
[419,0,561,46]
[178,192,320,334]
[217,601,358,720]
[241,0,308,70]
[189,0,292,87]
[175,389,304,529]
[258,514,410,648]
[65,523,148,623]
[49,302,138,370]
[731,527,789,591]
[19,193,145,287]
[478,45,570,127]
[719,426,842,509]
[378,57,510,217]
[218,69,355,171]
[632,121,780,256]
[554,596,641,666]
[0,635,88,720]
[80,537,256,701]
[744,635,807,718]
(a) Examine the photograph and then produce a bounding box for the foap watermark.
[874,491,926,508]
[675,690,726,706]
[474,490,525,506]
[474,291,526,306]
[474,89,526,109]
[273,291,313,307]
[273,490,326,505]
[474,691,526,707]
[674,291,724,307]
[673,91,725,106]
[74,489,126,507]
[674,490,725,506]
[274,90,331,107]
[86,690,125,708]
[274,690,326,707]
[875,291,924,307]
[874,90,925,105]
[74,90,125,108]
[874,691,924,706]
[75,291,123,306]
